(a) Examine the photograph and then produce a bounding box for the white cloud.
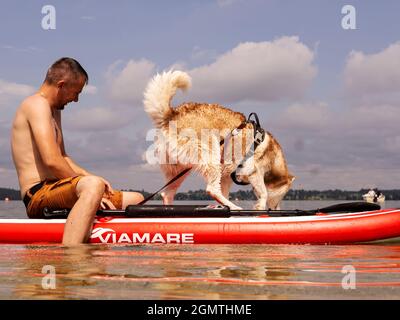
[106,59,156,105]
[105,37,316,107]
[290,164,399,190]
[129,163,160,173]
[190,46,218,64]
[344,42,400,96]
[166,61,187,72]
[187,37,317,104]
[63,131,146,169]
[383,135,400,153]
[63,106,132,131]
[341,104,400,133]
[83,84,98,95]
[98,40,400,191]
[277,102,330,130]
[0,79,35,97]
[0,127,14,169]
[266,97,400,190]
[0,79,35,108]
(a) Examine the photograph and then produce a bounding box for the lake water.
[1,200,400,300]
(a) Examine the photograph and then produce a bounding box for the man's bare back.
[11,94,64,197]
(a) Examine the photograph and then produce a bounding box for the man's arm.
[27,100,78,179]
[56,110,114,197]
[55,110,92,176]
[63,155,115,200]
[63,156,91,176]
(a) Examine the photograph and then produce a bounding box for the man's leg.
[121,191,145,209]
[62,176,105,246]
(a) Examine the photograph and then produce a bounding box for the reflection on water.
[1,200,400,299]
[1,243,400,300]
[3,245,103,299]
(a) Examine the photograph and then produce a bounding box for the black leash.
[137,167,192,205]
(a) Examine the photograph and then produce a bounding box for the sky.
[1,0,400,192]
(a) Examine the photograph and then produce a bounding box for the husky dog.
[143,70,294,210]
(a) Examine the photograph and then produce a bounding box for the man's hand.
[98,177,114,197]
[97,177,116,210]
[100,197,116,210]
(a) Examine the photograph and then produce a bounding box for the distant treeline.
[0,188,21,200]
[2,187,400,201]
[126,188,400,201]
[284,189,400,201]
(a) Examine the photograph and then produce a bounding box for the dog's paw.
[229,204,243,211]
[253,204,266,210]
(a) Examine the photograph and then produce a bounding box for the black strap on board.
[41,202,382,219]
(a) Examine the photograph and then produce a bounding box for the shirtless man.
[11,57,144,246]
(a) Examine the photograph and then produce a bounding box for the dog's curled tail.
[143,70,191,128]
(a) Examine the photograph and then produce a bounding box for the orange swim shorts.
[26,176,123,219]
